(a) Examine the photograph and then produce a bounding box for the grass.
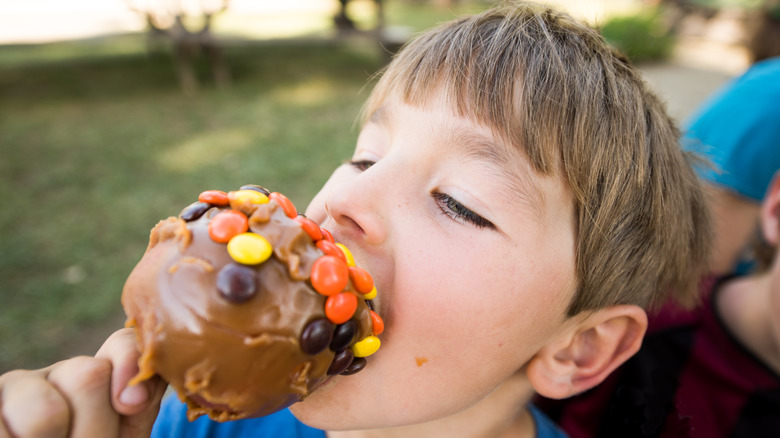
[0,1,493,372]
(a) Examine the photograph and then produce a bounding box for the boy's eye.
[433,192,494,229]
[348,160,375,171]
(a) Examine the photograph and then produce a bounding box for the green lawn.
[0,1,493,372]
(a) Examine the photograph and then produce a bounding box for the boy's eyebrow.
[367,105,546,222]
[368,106,392,126]
[450,128,546,223]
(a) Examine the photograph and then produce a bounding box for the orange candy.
[369,310,384,336]
[325,292,358,324]
[270,192,297,219]
[199,190,229,206]
[311,255,349,296]
[320,228,335,244]
[294,216,323,242]
[348,266,374,294]
[208,210,249,243]
[316,240,347,263]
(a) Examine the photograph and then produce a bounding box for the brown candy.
[300,318,334,355]
[330,320,357,352]
[328,349,355,375]
[216,263,258,303]
[239,184,271,196]
[180,202,211,222]
[341,357,368,376]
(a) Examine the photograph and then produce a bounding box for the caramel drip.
[168,256,214,274]
[243,332,299,347]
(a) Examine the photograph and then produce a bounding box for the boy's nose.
[324,171,388,247]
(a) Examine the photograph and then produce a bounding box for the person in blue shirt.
[682,56,780,275]
[0,2,712,437]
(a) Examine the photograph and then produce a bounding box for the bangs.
[362,8,561,176]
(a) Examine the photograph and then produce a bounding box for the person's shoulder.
[528,403,568,438]
[742,56,780,82]
[151,394,325,438]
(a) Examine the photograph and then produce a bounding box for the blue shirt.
[151,395,567,437]
[682,56,780,202]
[151,396,324,438]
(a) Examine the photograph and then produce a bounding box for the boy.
[0,2,711,437]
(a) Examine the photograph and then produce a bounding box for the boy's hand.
[0,328,166,438]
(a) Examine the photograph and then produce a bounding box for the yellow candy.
[363,286,377,300]
[351,335,381,357]
[232,189,269,205]
[336,243,355,267]
[227,233,273,265]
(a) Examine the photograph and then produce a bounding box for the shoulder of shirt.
[152,394,325,438]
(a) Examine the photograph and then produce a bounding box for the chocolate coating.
[122,196,375,422]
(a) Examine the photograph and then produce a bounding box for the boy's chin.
[290,385,346,430]
[290,374,380,430]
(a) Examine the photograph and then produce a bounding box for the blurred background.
[0,0,771,372]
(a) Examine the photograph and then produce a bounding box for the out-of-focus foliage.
[600,8,675,62]
[682,0,763,8]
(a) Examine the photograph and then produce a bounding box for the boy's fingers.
[46,356,120,438]
[118,381,166,438]
[95,328,152,416]
[0,369,70,438]
[95,327,166,436]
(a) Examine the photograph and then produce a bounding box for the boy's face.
[293,91,578,429]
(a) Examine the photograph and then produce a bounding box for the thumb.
[95,328,166,416]
[119,376,167,438]
[96,328,168,437]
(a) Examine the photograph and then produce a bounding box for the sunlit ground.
[0,0,643,45]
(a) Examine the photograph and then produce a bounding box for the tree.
[125,0,231,94]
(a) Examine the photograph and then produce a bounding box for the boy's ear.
[526,305,647,399]
[761,171,780,245]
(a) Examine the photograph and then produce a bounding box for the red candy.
[311,255,349,296]
[199,190,229,206]
[270,192,297,219]
[325,293,358,324]
[294,216,323,242]
[369,310,384,335]
[208,210,249,243]
[316,240,347,263]
[348,266,374,294]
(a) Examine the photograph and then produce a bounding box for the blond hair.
[363,1,711,315]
